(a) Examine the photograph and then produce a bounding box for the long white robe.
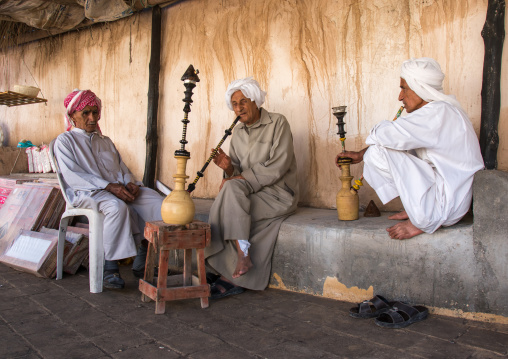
[54,128,163,260]
[363,101,484,233]
[205,109,299,290]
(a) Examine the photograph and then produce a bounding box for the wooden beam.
[480,0,505,169]
[143,5,162,188]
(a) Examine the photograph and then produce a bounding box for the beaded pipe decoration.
[187,115,240,193]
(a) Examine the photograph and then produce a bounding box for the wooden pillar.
[480,0,505,170]
[143,5,162,188]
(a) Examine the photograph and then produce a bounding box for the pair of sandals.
[349,295,428,329]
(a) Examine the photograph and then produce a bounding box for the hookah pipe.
[176,65,200,157]
[333,106,351,165]
[160,64,200,225]
[187,115,241,193]
[351,106,405,191]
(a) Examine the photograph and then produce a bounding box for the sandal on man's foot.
[349,295,394,318]
[375,301,428,329]
[210,278,245,300]
[103,270,125,289]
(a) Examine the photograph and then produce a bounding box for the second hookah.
[333,106,359,221]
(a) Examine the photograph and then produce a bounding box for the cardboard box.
[40,226,89,275]
[0,183,60,254]
[0,230,58,278]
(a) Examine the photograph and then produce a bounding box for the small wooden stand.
[139,220,211,314]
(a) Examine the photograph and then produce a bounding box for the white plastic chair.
[49,139,105,293]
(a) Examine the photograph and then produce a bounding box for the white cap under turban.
[225,77,267,111]
[400,57,462,110]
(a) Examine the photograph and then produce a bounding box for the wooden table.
[139,220,211,314]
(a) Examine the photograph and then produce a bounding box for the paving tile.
[136,320,193,340]
[0,264,15,273]
[197,312,243,335]
[257,339,342,359]
[189,345,258,359]
[231,309,289,333]
[13,314,69,337]
[0,291,27,312]
[406,314,469,341]
[0,299,48,325]
[285,301,346,328]
[89,327,154,354]
[60,310,119,337]
[161,328,224,354]
[275,324,335,344]
[31,293,86,314]
[0,324,33,358]
[455,326,508,355]
[30,287,78,307]
[113,303,165,326]
[0,279,14,288]
[36,340,108,359]
[10,280,57,296]
[213,323,284,353]
[111,342,181,358]
[405,335,504,359]
[9,351,42,359]
[467,319,508,334]
[24,324,83,347]
[1,271,46,286]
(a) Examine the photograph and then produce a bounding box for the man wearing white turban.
[337,58,484,239]
[205,77,299,298]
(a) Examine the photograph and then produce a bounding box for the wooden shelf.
[0,91,47,107]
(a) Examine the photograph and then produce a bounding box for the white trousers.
[75,187,163,260]
[363,145,455,233]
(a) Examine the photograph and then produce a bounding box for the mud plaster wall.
[0,0,506,211]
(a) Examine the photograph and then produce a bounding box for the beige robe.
[205,108,298,290]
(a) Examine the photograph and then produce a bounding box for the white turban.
[225,77,267,111]
[400,57,462,110]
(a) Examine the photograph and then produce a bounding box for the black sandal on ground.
[103,270,125,289]
[210,278,245,300]
[375,301,429,329]
[349,295,393,318]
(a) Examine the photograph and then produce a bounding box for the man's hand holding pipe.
[212,148,234,177]
[335,147,369,167]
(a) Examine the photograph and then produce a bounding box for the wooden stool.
[139,220,211,314]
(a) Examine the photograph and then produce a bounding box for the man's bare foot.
[386,220,424,240]
[388,210,409,220]
[233,254,253,278]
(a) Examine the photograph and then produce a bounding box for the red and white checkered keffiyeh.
[64,89,102,132]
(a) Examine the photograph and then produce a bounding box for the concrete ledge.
[194,174,507,320]
[472,170,508,318]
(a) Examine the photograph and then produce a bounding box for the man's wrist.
[225,166,234,177]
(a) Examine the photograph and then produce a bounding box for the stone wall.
[0,147,28,175]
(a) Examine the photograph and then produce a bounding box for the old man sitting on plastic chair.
[53,89,164,289]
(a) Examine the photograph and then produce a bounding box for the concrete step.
[193,198,508,322]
